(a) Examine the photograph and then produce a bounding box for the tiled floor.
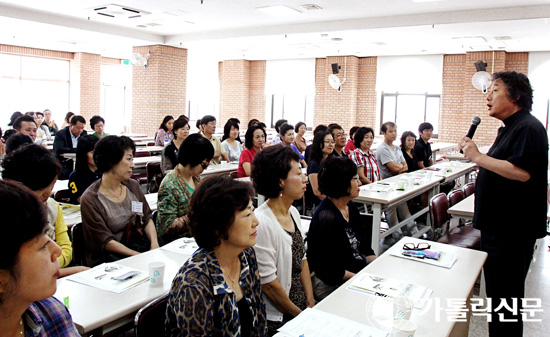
[468,236,550,336]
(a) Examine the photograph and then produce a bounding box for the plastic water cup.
[392,319,416,337]
[148,262,165,287]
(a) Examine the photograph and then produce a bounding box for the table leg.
[371,203,382,255]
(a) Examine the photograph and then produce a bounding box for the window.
[380,92,440,136]
[268,94,314,129]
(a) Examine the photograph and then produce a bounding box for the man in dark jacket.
[53,115,87,179]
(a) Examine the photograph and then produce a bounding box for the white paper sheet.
[67,263,148,293]
[390,249,457,269]
[161,237,199,255]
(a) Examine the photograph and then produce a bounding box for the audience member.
[166,176,267,336]
[252,145,315,335]
[155,115,175,146]
[304,124,327,164]
[42,109,58,136]
[0,180,80,337]
[80,136,159,267]
[90,115,108,139]
[7,111,23,128]
[5,133,33,154]
[307,131,335,207]
[400,131,419,172]
[350,127,381,185]
[161,118,190,174]
[307,156,376,300]
[293,122,307,153]
[328,124,347,157]
[2,144,88,277]
[25,112,46,146]
[237,125,266,178]
[53,115,87,179]
[13,115,37,142]
[35,111,52,141]
[280,124,307,168]
[414,122,434,168]
[201,115,229,164]
[68,135,101,204]
[157,134,214,245]
[247,118,260,129]
[270,119,287,146]
[61,112,75,129]
[343,126,360,156]
[221,120,243,162]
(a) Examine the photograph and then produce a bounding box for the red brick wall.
[249,61,267,124]
[0,44,73,59]
[357,57,378,129]
[131,45,187,136]
[73,52,101,121]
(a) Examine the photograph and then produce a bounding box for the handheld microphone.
[460,117,481,154]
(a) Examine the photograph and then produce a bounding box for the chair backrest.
[70,223,85,266]
[430,193,450,232]
[135,150,151,158]
[134,293,169,337]
[147,142,155,146]
[447,189,465,208]
[54,189,73,204]
[463,182,475,197]
[229,171,238,179]
[146,162,163,193]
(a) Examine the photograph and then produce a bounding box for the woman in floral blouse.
[166,176,267,336]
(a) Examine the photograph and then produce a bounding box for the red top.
[237,148,257,178]
[344,139,356,156]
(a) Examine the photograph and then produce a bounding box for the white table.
[445,145,492,162]
[431,142,458,162]
[133,156,161,168]
[53,179,69,194]
[136,146,163,154]
[428,161,478,185]
[54,247,191,336]
[200,162,239,177]
[312,237,487,337]
[448,195,475,220]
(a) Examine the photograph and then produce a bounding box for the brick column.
[357,57,378,129]
[132,45,187,136]
[72,52,101,121]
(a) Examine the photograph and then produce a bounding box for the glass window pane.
[21,57,69,81]
[381,95,396,124]
[0,54,21,78]
[271,94,284,128]
[426,96,440,135]
[19,80,69,116]
[283,94,306,126]
[395,95,425,133]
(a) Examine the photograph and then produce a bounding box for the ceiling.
[1,0,550,60]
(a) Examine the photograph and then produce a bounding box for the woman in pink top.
[237,125,266,178]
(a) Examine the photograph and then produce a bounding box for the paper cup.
[148,262,165,287]
[220,160,228,167]
[392,319,417,337]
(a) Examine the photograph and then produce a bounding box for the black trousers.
[481,232,536,337]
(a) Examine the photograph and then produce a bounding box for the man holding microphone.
[459,71,548,336]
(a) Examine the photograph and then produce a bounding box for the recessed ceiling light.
[300,4,322,11]
[411,0,445,3]
[331,37,343,41]
[494,36,512,40]
[256,5,301,16]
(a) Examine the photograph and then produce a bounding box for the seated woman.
[349,127,381,185]
[68,134,101,203]
[154,115,175,146]
[269,119,287,146]
[343,126,360,156]
[0,181,80,336]
[166,176,267,336]
[81,136,159,267]
[162,118,190,174]
[221,120,243,162]
[90,115,108,139]
[307,131,335,207]
[237,125,266,178]
[307,156,376,300]
[2,145,88,277]
[60,111,75,129]
[251,146,315,335]
[400,131,419,173]
[279,124,307,168]
[157,134,214,245]
[293,122,307,153]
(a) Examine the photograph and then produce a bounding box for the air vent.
[300,4,322,11]
[90,4,150,19]
[494,36,512,40]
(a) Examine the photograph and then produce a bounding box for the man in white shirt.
[200,115,229,164]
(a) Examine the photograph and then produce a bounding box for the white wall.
[528,52,550,128]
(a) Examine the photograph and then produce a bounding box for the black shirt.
[402,148,419,172]
[68,169,102,203]
[414,138,432,167]
[163,141,179,170]
[237,297,252,337]
[474,110,548,239]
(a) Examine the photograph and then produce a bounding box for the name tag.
[131,201,143,214]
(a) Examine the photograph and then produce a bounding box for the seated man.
[328,123,348,157]
[414,122,434,169]
[200,115,229,164]
[13,115,37,142]
[53,115,87,179]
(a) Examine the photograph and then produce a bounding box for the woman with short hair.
[90,115,108,139]
[307,156,376,300]
[157,134,214,245]
[293,122,307,153]
[222,120,243,162]
[252,145,315,335]
[349,127,381,185]
[162,118,190,174]
[61,112,75,129]
[237,125,266,178]
[81,135,159,267]
[279,124,307,168]
[68,134,101,203]
[0,180,80,336]
[400,131,419,173]
[166,176,267,336]
[154,115,175,146]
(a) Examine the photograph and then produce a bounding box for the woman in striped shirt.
[349,127,381,185]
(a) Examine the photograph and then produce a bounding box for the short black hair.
[244,125,267,150]
[0,181,48,278]
[493,71,533,112]
[76,135,100,173]
[90,115,105,130]
[400,131,417,152]
[2,144,61,191]
[313,124,328,135]
[36,111,44,117]
[13,115,36,131]
[257,122,267,130]
[327,123,343,136]
[159,115,174,131]
[280,124,294,137]
[71,115,86,126]
[295,122,306,133]
[274,119,288,133]
[8,111,23,126]
[354,127,374,148]
[177,115,189,122]
[5,133,33,154]
[251,145,300,199]
[177,133,214,167]
[418,122,433,134]
[381,121,396,134]
[172,118,189,139]
[200,115,216,126]
[349,126,360,139]
[189,176,254,251]
[94,135,136,173]
[318,156,357,199]
[2,129,17,142]
[64,112,75,123]
[310,131,332,163]
[247,119,260,128]
[228,118,240,125]
[222,121,239,142]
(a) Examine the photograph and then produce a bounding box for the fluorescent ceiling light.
[256,5,301,16]
[411,0,446,2]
